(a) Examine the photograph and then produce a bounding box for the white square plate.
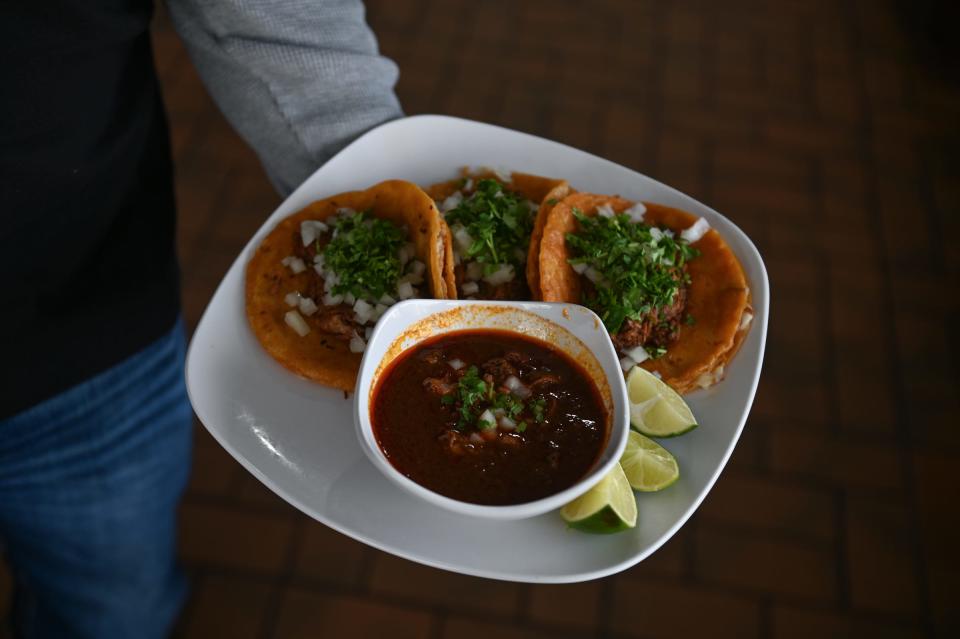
[185,115,768,583]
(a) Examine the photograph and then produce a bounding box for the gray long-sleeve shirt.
[167,0,403,194]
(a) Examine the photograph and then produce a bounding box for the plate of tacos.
[186,114,768,583]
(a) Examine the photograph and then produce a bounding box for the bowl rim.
[353,299,631,520]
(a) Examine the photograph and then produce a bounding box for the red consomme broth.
[371,329,608,505]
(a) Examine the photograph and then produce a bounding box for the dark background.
[4,0,958,637]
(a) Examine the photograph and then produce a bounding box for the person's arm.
[166,0,403,194]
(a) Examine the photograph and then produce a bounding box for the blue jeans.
[0,320,192,639]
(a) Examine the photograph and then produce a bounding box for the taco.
[245,180,455,391]
[425,169,570,300]
[537,193,752,393]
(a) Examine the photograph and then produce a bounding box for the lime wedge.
[620,431,680,492]
[561,463,637,534]
[627,366,698,437]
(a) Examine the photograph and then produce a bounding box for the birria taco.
[537,193,752,393]
[245,180,455,391]
[425,169,570,300]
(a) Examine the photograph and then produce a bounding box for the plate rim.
[185,113,770,583]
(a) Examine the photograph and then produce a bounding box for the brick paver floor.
[3,1,957,637]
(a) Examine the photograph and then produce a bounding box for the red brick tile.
[274,589,434,639]
[763,118,857,154]
[610,579,761,638]
[713,144,808,187]
[623,526,689,579]
[912,450,957,630]
[695,529,838,601]
[768,429,902,492]
[846,496,921,614]
[187,424,241,497]
[601,102,647,152]
[369,554,521,615]
[182,574,272,639]
[230,472,297,514]
[442,617,557,639]
[293,524,367,587]
[698,472,835,541]
[179,503,295,573]
[527,581,600,631]
[772,605,924,639]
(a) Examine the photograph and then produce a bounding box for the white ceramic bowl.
[354,300,630,520]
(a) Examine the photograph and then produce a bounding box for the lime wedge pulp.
[620,431,680,492]
[626,366,698,437]
[561,463,637,534]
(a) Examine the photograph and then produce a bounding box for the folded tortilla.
[537,193,751,393]
[425,169,571,300]
[245,180,455,391]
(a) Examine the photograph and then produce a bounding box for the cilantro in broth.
[441,364,546,433]
[444,179,534,273]
[323,211,405,299]
[565,209,699,334]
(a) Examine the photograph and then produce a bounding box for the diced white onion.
[625,202,646,222]
[696,364,725,389]
[298,296,319,316]
[284,310,310,337]
[739,311,753,331]
[300,220,328,247]
[465,261,483,281]
[336,207,356,216]
[584,266,603,283]
[652,370,662,379]
[349,335,366,353]
[498,415,517,430]
[343,292,356,306]
[453,225,474,253]
[596,203,616,218]
[448,358,466,371]
[409,260,426,276]
[650,227,664,241]
[379,293,396,306]
[493,167,512,183]
[399,272,424,286]
[313,254,325,267]
[373,303,388,321]
[313,263,325,277]
[469,432,484,444]
[398,242,415,265]
[322,292,344,306]
[681,217,711,243]
[478,409,495,426]
[504,375,531,399]
[619,355,636,373]
[397,281,415,300]
[571,262,589,275]
[482,263,515,286]
[464,178,474,191]
[353,299,372,323]
[284,292,300,307]
[462,281,479,295]
[664,229,675,238]
[525,200,539,213]
[325,271,340,287]
[364,326,374,340]
[625,345,650,363]
[281,256,306,274]
[440,191,463,213]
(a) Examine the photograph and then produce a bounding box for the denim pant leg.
[0,320,193,639]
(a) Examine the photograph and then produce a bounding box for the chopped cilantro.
[439,364,548,433]
[565,209,699,334]
[323,211,404,299]
[444,179,534,273]
[531,398,547,423]
[546,198,559,205]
